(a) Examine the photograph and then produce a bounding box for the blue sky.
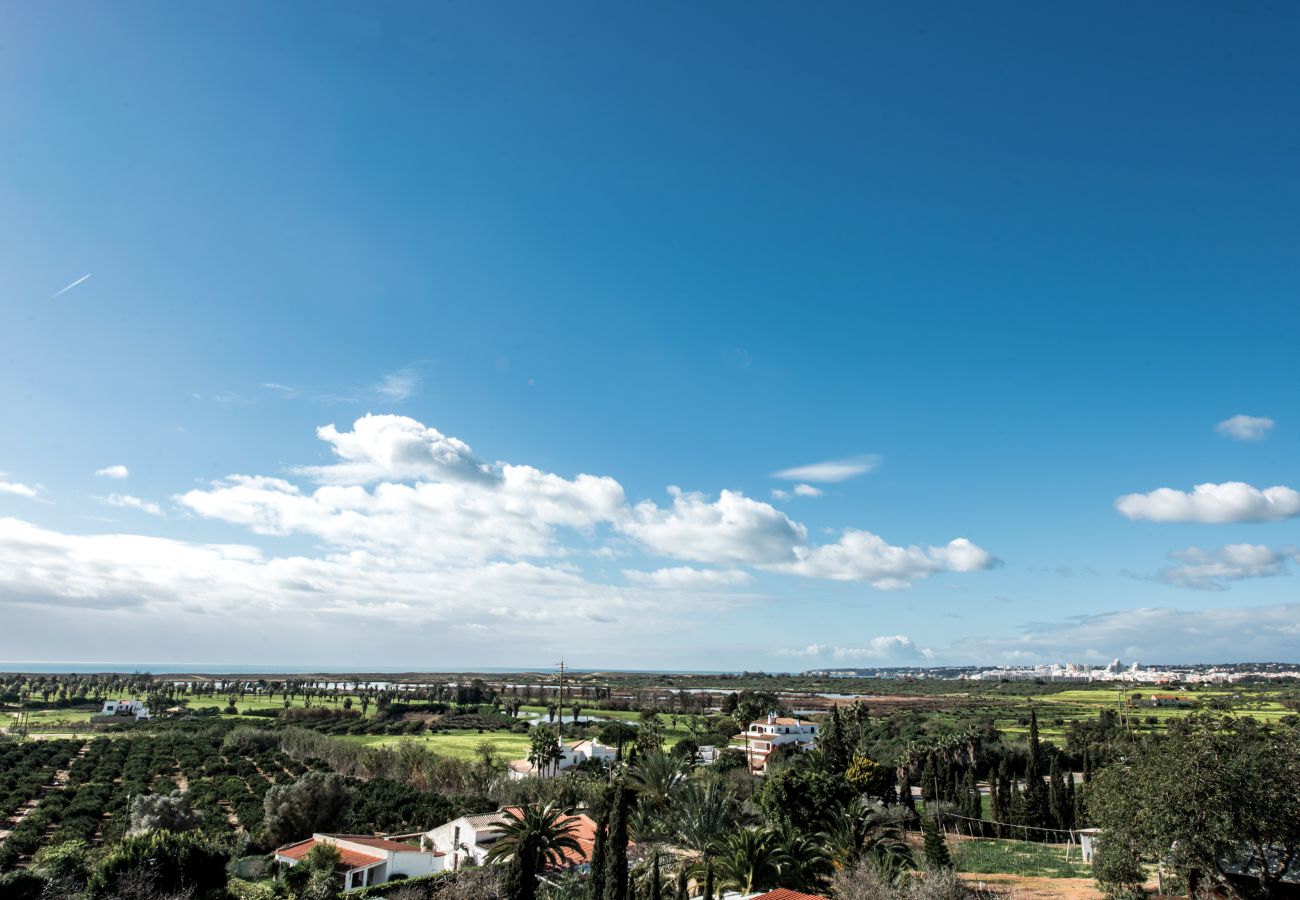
[1,2,1298,670]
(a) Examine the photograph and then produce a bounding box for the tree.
[626,751,686,812]
[668,776,740,858]
[1020,708,1051,831]
[588,799,609,900]
[88,830,229,900]
[674,865,688,900]
[702,861,714,900]
[757,763,854,833]
[485,803,583,900]
[599,722,638,759]
[128,790,202,835]
[263,772,354,846]
[821,799,913,874]
[647,852,662,900]
[920,815,952,870]
[819,707,851,775]
[711,827,787,894]
[845,755,894,802]
[529,725,560,776]
[605,783,633,900]
[1088,714,1300,897]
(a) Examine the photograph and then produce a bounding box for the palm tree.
[769,821,831,891]
[668,776,740,857]
[626,751,686,813]
[820,799,913,884]
[711,827,788,894]
[486,803,583,900]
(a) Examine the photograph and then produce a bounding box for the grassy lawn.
[953,837,1093,879]
[336,729,533,761]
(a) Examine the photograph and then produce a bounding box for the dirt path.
[962,873,1103,899]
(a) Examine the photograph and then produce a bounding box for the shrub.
[88,829,229,899]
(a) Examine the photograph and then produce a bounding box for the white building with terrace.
[274,833,445,891]
[732,712,819,773]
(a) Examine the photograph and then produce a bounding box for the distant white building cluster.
[966,660,1283,685]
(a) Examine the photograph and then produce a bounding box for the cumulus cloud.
[1152,543,1298,591]
[1116,482,1300,523]
[623,567,753,589]
[295,414,495,485]
[0,414,998,665]
[623,487,807,566]
[95,465,130,480]
[99,494,164,517]
[0,481,41,499]
[771,531,997,589]
[951,603,1300,665]
[1215,414,1274,441]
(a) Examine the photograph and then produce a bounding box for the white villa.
[274,833,445,891]
[732,712,819,773]
[506,737,617,779]
[91,699,150,723]
[422,807,601,871]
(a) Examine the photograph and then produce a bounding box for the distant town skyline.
[2,4,1299,668]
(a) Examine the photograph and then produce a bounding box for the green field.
[952,836,1093,879]
[338,729,534,760]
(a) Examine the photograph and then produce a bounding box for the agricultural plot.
[0,730,315,869]
[952,835,1093,879]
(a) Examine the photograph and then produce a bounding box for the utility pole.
[556,660,566,740]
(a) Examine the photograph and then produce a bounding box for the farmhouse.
[274,833,445,891]
[506,737,617,779]
[1148,694,1190,708]
[732,712,819,774]
[90,699,150,724]
[422,807,604,871]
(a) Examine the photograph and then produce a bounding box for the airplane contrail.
[50,273,91,299]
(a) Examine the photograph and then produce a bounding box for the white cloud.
[95,465,130,480]
[99,494,164,517]
[1215,414,1274,441]
[793,484,822,497]
[1116,481,1300,523]
[0,481,41,499]
[1153,543,1298,591]
[771,531,997,589]
[776,636,932,662]
[770,489,790,501]
[623,567,753,589]
[295,414,495,485]
[623,488,807,565]
[772,455,880,483]
[952,603,1300,665]
[774,643,828,658]
[374,367,421,402]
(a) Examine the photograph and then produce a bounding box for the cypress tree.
[674,866,688,900]
[988,762,1006,838]
[1063,770,1076,831]
[821,706,850,774]
[919,755,937,802]
[961,770,982,835]
[605,783,631,900]
[1021,708,1051,831]
[921,814,953,870]
[1048,756,1068,831]
[588,798,609,900]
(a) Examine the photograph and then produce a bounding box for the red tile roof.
[274,838,384,870]
[494,809,623,870]
[749,889,827,900]
[328,834,426,853]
